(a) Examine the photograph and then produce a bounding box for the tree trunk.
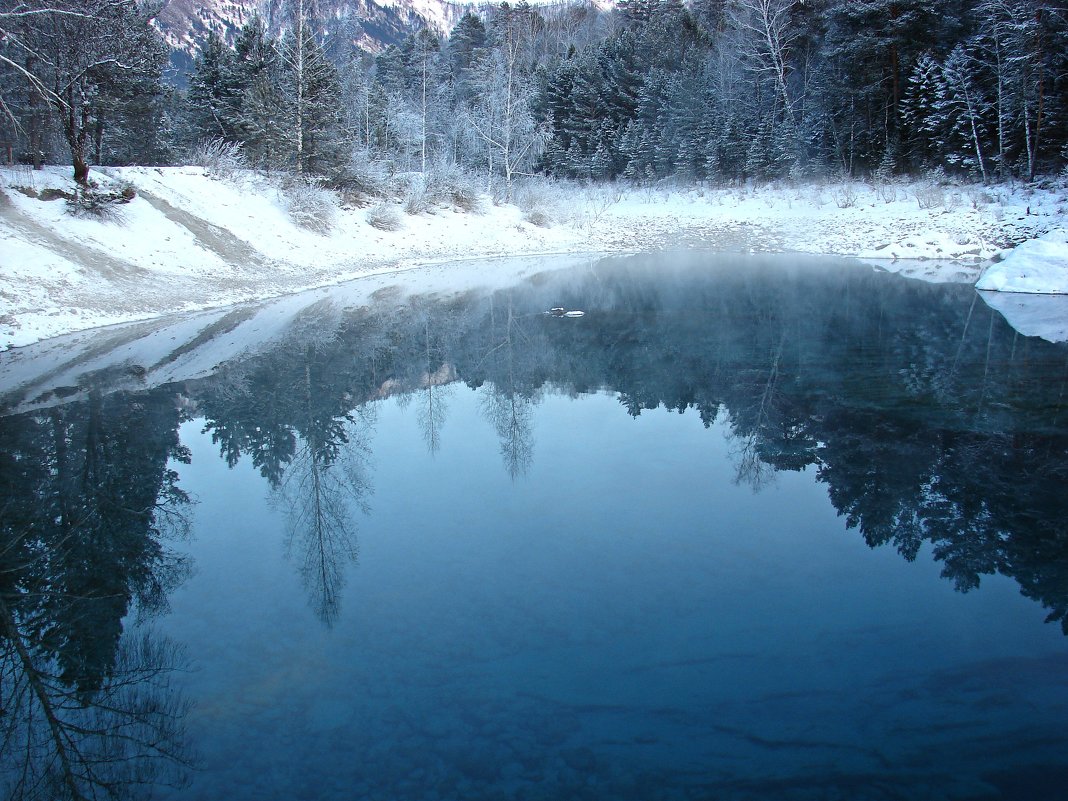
[27,55,43,170]
[63,85,93,186]
[71,139,90,185]
[1028,7,1045,182]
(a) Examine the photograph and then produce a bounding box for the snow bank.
[975,228,1068,294]
[1,166,1066,349]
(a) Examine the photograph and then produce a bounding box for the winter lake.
[2,253,1068,801]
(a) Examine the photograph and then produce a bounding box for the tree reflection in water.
[275,346,373,627]
[2,255,1067,647]
[191,257,1065,632]
[480,294,537,479]
[0,390,194,801]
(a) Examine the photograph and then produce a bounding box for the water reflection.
[3,256,1068,637]
[2,254,1068,798]
[0,390,194,800]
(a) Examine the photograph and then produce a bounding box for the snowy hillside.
[1,165,1066,350]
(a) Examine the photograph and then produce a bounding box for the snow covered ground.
[1,165,1066,349]
[975,227,1068,293]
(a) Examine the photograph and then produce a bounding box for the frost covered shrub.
[512,181,555,228]
[280,177,338,233]
[571,184,619,228]
[329,151,391,206]
[833,183,859,208]
[449,182,481,212]
[425,168,481,213]
[400,174,433,215]
[557,183,620,229]
[65,181,135,221]
[875,182,899,204]
[513,178,557,221]
[915,183,945,210]
[367,202,402,231]
[523,209,553,227]
[399,169,484,215]
[189,138,245,179]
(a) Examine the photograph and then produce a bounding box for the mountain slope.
[157,0,468,64]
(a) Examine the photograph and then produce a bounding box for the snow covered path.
[1,166,1066,349]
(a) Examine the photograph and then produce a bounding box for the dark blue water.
[2,254,1068,801]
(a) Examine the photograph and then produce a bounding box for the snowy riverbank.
[1,165,1066,349]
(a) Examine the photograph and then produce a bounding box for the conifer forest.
[1,0,1067,191]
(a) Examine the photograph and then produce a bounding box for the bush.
[402,179,430,215]
[189,138,245,178]
[66,186,130,221]
[367,202,403,231]
[833,183,859,208]
[280,177,338,233]
[397,168,483,215]
[875,182,899,204]
[523,209,553,227]
[915,183,945,210]
[328,151,392,207]
[513,178,555,213]
[425,168,481,212]
[967,188,993,209]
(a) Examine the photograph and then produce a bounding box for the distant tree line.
[2,0,1067,187]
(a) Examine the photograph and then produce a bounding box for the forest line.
[1,0,1066,202]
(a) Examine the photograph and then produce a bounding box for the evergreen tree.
[187,33,242,144]
[233,16,289,169]
[447,12,488,80]
[90,34,171,166]
[937,44,991,180]
[900,51,948,170]
[821,0,965,174]
[280,19,344,174]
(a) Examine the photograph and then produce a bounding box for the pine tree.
[900,51,948,170]
[233,17,289,170]
[280,22,344,175]
[187,33,242,144]
[91,44,171,166]
[937,44,991,180]
[447,12,487,81]
[821,0,966,174]
[541,55,579,173]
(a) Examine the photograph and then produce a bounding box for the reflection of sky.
[162,387,1068,801]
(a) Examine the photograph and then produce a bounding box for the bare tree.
[0,0,165,185]
[728,0,798,123]
[480,296,536,479]
[464,10,549,198]
[416,317,454,455]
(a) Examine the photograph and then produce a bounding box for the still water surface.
[2,254,1067,801]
